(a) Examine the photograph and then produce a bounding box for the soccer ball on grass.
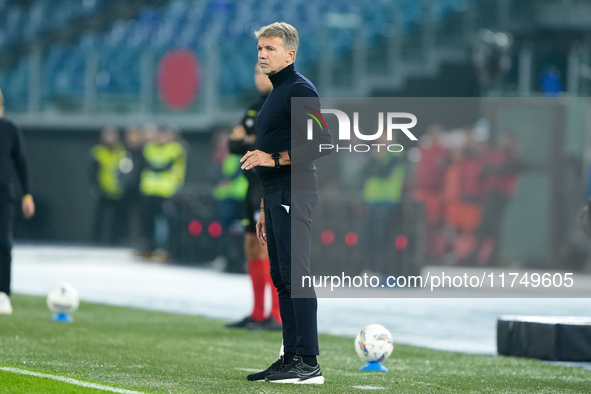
[47,283,79,322]
[354,324,394,371]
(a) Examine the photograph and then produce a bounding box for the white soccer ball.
[354,324,395,362]
[47,283,80,314]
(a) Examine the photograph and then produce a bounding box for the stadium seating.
[0,0,469,111]
[0,0,106,49]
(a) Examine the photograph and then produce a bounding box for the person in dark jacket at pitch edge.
[0,88,35,315]
[240,22,333,384]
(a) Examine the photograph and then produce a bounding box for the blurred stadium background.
[2,0,591,274]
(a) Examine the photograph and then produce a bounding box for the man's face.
[257,36,295,76]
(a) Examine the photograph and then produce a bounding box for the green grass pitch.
[0,294,590,393]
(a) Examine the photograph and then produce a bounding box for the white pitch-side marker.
[0,367,144,394]
[351,385,387,390]
[234,367,261,372]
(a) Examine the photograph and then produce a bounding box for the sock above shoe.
[248,259,270,321]
[301,355,317,367]
[283,352,295,364]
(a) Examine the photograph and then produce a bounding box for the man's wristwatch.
[272,152,281,168]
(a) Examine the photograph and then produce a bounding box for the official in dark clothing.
[240,22,332,385]
[468,132,522,266]
[0,88,35,314]
[120,125,146,246]
[226,66,282,330]
[229,71,271,237]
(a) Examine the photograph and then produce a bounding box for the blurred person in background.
[412,124,448,262]
[142,122,159,143]
[139,126,187,262]
[90,126,126,245]
[541,65,562,97]
[0,88,35,314]
[442,146,463,263]
[212,152,248,271]
[448,129,487,264]
[467,132,522,266]
[225,65,281,331]
[120,125,146,246]
[361,133,406,276]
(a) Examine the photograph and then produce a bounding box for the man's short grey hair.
[254,22,299,52]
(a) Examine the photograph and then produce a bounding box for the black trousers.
[362,203,400,275]
[472,190,510,265]
[92,196,125,245]
[0,203,14,295]
[263,189,319,356]
[141,195,166,252]
[244,180,263,234]
[120,190,142,244]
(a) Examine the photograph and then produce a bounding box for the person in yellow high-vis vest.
[212,153,248,272]
[139,127,187,261]
[90,126,126,244]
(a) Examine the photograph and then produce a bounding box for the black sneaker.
[225,316,259,329]
[261,316,282,331]
[246,356,288,381]
[265,356,324,384]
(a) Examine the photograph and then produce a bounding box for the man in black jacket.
[240,22,332,384]
[0,88,35,314]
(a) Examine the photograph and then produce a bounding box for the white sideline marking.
[234,367,261,372]
[351,385,386,390]
[0,367,144,394]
